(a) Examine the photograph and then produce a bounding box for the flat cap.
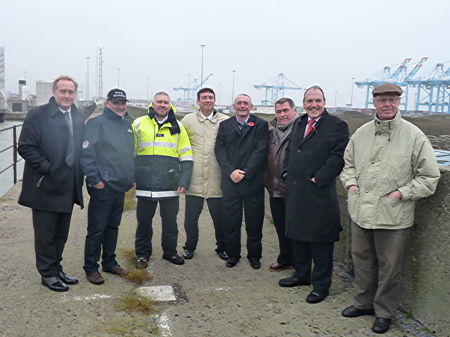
[372,83,403,97]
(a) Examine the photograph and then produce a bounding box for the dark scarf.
[147,106,180,135]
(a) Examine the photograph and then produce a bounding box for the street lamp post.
[350,77,356,107]
[231,70,236,104]
[200,44,205,87]
[146,77,150,100]
[117,68,120,88]
[86,57,90,100]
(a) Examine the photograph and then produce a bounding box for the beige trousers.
[351,221,410,319]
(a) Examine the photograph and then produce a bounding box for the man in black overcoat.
[214,94,269,269]
[279,86,349,304]
[18,76,85,292]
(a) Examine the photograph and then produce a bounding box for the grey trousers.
[351,221,410,319]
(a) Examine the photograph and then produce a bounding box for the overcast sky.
[1,0,449,107]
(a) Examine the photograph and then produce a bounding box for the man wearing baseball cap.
[340,83,440,333]
[80,88,135,284]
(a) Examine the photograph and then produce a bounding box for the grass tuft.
[114,290,159,314]
[119,248,138,264]
[123,268,154,285]
[101,316,160,336]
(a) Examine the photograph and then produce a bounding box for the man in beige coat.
[181,88,229,260]
[340,83,440,334]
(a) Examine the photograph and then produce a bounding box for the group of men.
[18,75,440,334]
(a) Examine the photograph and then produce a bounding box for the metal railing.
[0,124,23,184]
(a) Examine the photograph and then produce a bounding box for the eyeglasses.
[374,97,400,104]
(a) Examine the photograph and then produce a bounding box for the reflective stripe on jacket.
[133,111,193,198]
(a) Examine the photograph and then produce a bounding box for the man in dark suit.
[18,75,85,292]
[214,94,269,269]
[279,86,349,304]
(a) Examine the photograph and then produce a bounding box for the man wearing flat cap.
[340,83,440,333]
[80,88,135,284]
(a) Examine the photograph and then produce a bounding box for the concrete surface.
[0,183,438,337]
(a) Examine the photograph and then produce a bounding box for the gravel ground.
[0,184,437,337]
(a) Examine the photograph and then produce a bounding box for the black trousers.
[135,197,179,259]
[32,209,73,278]
[291,240,334,294]
[83,185,125,275]
[183,195,224,252]
[222,189,264,260]
[269,196,293,265]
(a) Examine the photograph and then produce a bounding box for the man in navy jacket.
[214,94,269,269]
[80,88,134,285]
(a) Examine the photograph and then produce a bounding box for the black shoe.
[58,271,79,285]
[217,250,229,261]
[226,257,239,268]
[248,258,261,269]
[279,276,311,287]
[342,305,375,317]
[135,257,149,269]
[372,318,391,334]
[41,276,69,292]
[182,249,194,260]
[306,290,328,304]
[163,254,185,265]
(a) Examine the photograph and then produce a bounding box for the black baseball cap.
[107,88,129,102]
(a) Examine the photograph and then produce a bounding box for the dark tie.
[304,119,316,138]
[63,112,74,167]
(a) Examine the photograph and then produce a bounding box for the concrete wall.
[335,167,450,336]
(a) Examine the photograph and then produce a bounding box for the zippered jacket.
[80,108,135,192]
[133,106,193,199]
[340,111,440,229]
[181,110,228,198]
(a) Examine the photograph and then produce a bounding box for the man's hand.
[230,169,245,183]
[93,181,105,189]
[348,185,358,192]
[387,190,402,200]
[177,187,186,194]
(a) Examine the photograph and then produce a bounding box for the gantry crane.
[254,73,303,106]
[173,73,213,104]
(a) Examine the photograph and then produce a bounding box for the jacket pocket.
[376,196,403,226]
[347,190,359,221]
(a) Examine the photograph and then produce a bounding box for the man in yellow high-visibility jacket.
[133,92,193,266]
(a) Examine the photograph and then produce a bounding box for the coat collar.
[298,110,329,144]
[196,109,218,123]
[374,110,402,134]
[48,97,78,118]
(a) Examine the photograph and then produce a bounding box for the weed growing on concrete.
[114,290,159,314]
[123,268,153,285]
[120,247,138,264]
[101,316,161,336]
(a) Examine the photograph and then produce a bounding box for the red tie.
[304,119,316,138]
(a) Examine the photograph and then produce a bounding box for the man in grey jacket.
[340,83,440,334]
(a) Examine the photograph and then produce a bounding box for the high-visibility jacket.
[133,107,193,199]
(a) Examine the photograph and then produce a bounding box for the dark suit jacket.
[18,97,85,213]
[284,111,349,242]
[214,114,269,197]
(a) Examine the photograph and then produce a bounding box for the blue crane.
[408,62,450,113]
[355,57,428,109]
[254,73,303,106]
[173,73,213,104]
